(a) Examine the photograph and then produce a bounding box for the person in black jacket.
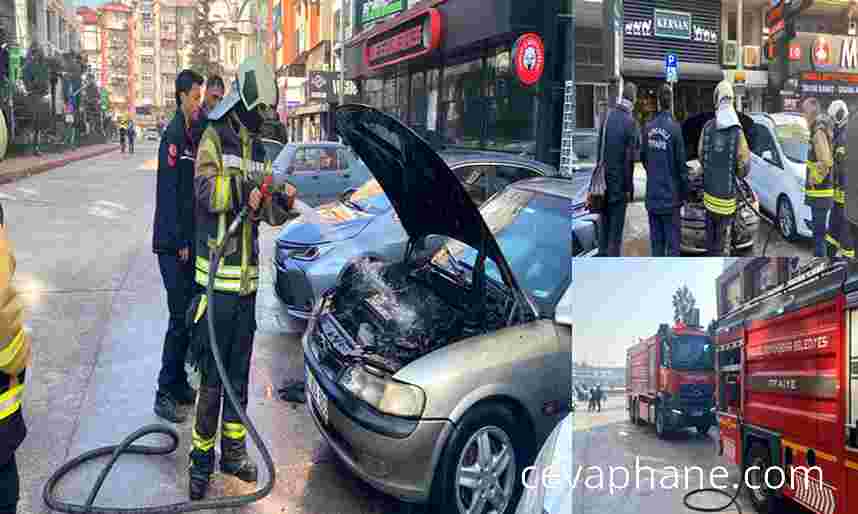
[597,82,640,256]
[640,84,689,256]
[152,69,204,423]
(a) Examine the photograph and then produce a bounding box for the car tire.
[629,399,637,424]
[432,403,533,514]
[655,406,667,439]
[777,195,798,242]
[695,423,711,435]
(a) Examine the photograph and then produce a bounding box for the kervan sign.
[653,9,692,40]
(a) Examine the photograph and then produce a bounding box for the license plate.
[306,366,329,425]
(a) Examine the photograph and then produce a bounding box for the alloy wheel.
[454,426,517,514]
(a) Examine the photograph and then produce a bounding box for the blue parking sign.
[666,54,677,70]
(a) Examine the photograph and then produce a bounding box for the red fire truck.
[713,260,858,514]
[626,318,716,439]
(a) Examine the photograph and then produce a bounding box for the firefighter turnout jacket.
[699,119,751,216]
[153,109,197,255]
[0,226,30,465]
[805,118,834,209]
[193,113,292,295]
[827,124,851,255]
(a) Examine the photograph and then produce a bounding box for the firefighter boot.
[220,429,258,483]
[188,447,215,500]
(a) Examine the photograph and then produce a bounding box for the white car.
[515,412,571,514]
[746,112,813,240]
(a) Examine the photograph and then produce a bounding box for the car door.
[748,121,782,214]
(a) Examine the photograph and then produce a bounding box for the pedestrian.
[0,217,32,514]
[596,82,640,256]
[127,120,136,154]
[588,386,596,412]
[152,69,204,424]
[119,121,127,153]
[826,100,851,258]
[802,97,835,257]
[186,57,296,500]
[640,84,689,256]
[595,384,603,412]
[698,81,751,256]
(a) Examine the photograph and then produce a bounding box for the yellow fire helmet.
[208,56,278,121]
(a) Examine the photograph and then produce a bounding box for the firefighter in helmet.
[698,80,751,256]
[187,57,296,500]
[802,97,835,257]
[826,100,851,257]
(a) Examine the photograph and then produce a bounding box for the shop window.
[410,72,426,128]
[397,74,409,123]
[483,49,536,152]
[383,76,397,116]
[364,78,383,110]
[441,58,483,148]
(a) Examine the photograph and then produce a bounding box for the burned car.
[303,105,571,514]
[679,112,760,254]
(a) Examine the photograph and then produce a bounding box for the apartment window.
[230,44,238,66]
[143,22,152,33]
[140,40,154,48]
[142,73,153,82]
[141,56,154,65]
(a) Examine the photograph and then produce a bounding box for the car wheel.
[655,407,667,439]
[433,403,531,514]
[629,399,636,424]
[695,423,711,435]
[777,195,798,241]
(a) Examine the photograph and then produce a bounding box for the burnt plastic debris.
[322,258,506,373]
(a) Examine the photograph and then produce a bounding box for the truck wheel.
[655,408,667,439]
[629,399,636,424]
[746,444,781,513]
[695,423,711,435]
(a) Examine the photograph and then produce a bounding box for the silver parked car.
[274,151,562,318]
[303,105,571,513]
[515,412,572,514]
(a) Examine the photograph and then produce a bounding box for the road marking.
[94,200,129,211]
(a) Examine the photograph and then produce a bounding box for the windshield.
[670,335,714,371]
[774,122,809,164]
[346,178,392,214]
[433,188,571,315]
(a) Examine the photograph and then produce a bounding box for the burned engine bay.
[316,259,516,374]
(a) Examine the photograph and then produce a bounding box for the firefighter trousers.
[0,453,18,514]
[705,211,733,257]
[191,291,257,456]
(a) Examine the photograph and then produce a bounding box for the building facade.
[341,0,570,167]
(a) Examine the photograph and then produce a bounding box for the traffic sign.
[666,53,678,70]
[667,67,678,83]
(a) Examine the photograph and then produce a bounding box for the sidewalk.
[0,143,119,185]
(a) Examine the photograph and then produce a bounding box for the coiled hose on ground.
[43,204,276,513]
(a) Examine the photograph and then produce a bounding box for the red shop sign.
[364,8,442,71]
[513,33,545,87]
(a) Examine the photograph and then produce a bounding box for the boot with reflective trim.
[188,447,215,500]
[220,427,258,483]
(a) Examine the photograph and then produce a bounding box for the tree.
[672,285,697,325]
[189,0,222,79]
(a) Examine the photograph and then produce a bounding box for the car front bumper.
[303,333,452,503]
[273,253,321,317]
[680,203,759,254]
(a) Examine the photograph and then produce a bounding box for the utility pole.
[339,0,344,106]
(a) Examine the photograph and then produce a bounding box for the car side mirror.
[761,150,775,163]
[338,187,357,204]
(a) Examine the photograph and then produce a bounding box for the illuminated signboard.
[364,8,441,70]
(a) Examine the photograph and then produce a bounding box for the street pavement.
[620,170,814,258]
[6,141,416,514]
[573,397,810,514]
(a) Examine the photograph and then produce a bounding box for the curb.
[0,145,120,185]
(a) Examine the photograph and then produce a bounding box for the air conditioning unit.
[723,40,738,66]
[744,45,761,68]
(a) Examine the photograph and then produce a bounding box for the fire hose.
[42,181,280,513]
[683,463,746,513]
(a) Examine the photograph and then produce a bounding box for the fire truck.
[626,316,716,439]
[713,259,858,514]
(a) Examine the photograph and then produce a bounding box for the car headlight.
[339,365,426,417]
[288,244,336,261]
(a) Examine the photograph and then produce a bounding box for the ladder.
[559,80,575,176]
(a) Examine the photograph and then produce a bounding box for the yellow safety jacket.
[805,120,834,209]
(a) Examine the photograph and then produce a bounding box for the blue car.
[271,142,373,207]
[274,151,562,318]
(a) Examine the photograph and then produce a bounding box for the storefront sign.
[512,33,545,87]
[790,33,858,73]
[653,9,692,40]
[358,0,405,25]
[624,18,717,43]
[364,8,441,71]
[801,72,858,95]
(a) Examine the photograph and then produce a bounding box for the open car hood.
[682,111,755,161]
[335,104,523,294]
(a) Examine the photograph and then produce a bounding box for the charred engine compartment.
[320,259,511,373]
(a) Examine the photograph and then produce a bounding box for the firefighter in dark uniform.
[699,81,751,256]
[826,100,851,257]
[0,221,32,514]
[187,57,296,500]
[152,69,205,423]
[802,97,835,258]
[640,84,689,256]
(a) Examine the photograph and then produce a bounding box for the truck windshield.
[671,335,714,370]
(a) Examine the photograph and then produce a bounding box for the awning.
[623,58,725,83]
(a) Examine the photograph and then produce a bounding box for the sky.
[571,258,726,368]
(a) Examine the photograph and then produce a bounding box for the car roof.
[508,177,576,199]
[439,150,558,175]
